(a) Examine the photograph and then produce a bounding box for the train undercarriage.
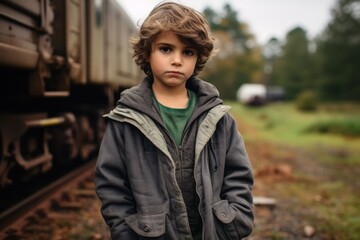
[0,84,113,188]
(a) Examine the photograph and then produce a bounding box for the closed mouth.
[166,71,183,75]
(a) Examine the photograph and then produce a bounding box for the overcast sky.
[117,0,338,45]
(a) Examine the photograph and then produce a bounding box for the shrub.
[305,118,360,137]
[296,90,318,112]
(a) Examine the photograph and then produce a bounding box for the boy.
[95,2,254,239]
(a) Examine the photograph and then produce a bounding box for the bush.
[305,118,360,137]
[296,90,318,112]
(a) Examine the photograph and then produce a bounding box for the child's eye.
[160,46,172,53]
[183,49,195,56]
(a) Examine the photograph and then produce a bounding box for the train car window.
[68,1,81,62]
[116,12,130,75]
[95,0,102,27]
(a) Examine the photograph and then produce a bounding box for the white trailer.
[237,83,267,106]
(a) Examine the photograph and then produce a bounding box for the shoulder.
[115,77,154,109]
[187,77,219,96]
[212,108,239,135]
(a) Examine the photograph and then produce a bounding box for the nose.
[171,51,182,66]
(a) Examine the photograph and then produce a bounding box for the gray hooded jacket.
[95,77,254,239]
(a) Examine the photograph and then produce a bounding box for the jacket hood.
[115,76,223,120]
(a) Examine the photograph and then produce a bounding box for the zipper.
[178,145,183,185]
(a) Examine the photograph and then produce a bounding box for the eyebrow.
[156,42,174,47]
[156,42,196,50]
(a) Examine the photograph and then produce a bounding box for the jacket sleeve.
[94,119,137,239]
[221,113,254,237]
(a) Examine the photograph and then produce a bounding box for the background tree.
[316,0,360,101]
[202,3,264,100]
[204,51,263,100]
[203,7,219,30]
[262,37,282,85]
[269,27,315,99]
[203,4,248,49]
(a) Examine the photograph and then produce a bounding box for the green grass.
[228,101,360,156]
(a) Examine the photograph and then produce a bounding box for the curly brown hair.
[130,1,215,76]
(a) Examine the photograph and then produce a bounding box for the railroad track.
[0,156,276,239]
[0,160,98,239]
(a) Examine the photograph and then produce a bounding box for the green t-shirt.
[154,90,197,145]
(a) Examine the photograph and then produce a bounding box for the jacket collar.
[117,76,222,109]
[106,104,231,163]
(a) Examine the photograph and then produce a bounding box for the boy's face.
[149,31,198,90]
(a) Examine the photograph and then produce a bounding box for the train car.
[0,0,142,187]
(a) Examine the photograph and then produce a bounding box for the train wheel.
[51,113,79,165]
[77,115,97,160]
[0,154,13,187]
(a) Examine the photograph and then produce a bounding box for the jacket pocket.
[125,212,166,238]
[212,200,243,240]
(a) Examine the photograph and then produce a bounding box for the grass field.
[227,101,360,240]
[229,101,360,163]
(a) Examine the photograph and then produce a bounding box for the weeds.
[304,117,360,137]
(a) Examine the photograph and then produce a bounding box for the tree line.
[201,0,360,102]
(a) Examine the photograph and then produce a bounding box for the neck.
[152,83,188,108]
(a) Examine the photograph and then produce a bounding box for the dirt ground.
[244,139,320,240]
[236,115,359,240]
